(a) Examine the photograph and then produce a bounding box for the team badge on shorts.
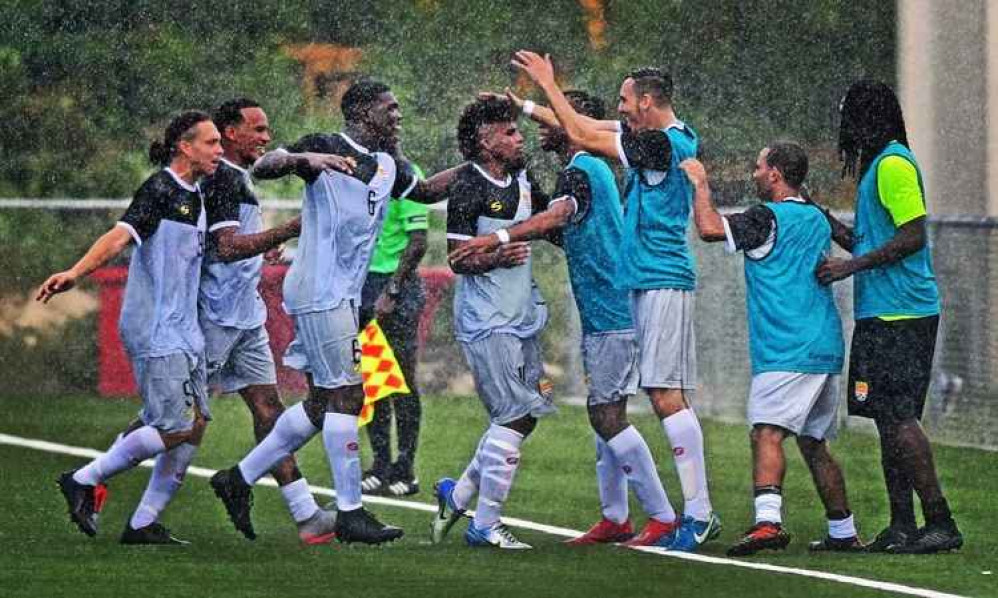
[854,381,869,403]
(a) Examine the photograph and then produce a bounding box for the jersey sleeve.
[445,176,483,241]
[202,172,243,233]
[527,171,551,215]
[551,167,591,224]
[391,156,419,199]
[877,155,926,227]
[724,204,776,253]
[117,180,167,245]
[616,127,672,170]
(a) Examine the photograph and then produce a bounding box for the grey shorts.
[631,289,697,391]
[203,319,278,394]
[284,302,362,390]
[581,330,639,406]
[748,372,840,440]
[133,352,210,433]
[460,333,557,425]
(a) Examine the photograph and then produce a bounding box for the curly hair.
[457,96,516,160]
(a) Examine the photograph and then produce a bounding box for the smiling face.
[479,120,525,172]
[180,121,223,178]
[224,106,271,165]
[617,78,648,131]
[752,147,779,201]
[366,91,403,151]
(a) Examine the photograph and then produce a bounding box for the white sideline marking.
[0,432,967,598]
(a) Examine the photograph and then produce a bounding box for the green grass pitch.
[0,393,994,598]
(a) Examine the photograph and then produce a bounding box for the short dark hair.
[148,110,212,166]
[626,67,673,106]
[341,79,391,123]
[212,98,260,135]
[564,90,606,120]
[838,79,908,178]
[765,142,809,188]
[457,96,516,160]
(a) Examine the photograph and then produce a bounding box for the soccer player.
[208,80,451,545]
[201,98,335,544]
[510,50,719,550]
[448,91,677,547]
[358,153,428,498]
[815,80,962,554]
[679,145,863,556]
[38,111,222,544]
[430,96,554,550]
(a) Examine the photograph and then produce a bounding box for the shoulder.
[288,133,345,155]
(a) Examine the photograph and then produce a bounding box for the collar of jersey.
[781,196,806,204]
[165,167,199,192]
[472,162,513,187]
[220,157,249,175]
[339,133,371,155]
[569,151,591,165]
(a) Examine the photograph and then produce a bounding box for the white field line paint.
[0,432,968,598]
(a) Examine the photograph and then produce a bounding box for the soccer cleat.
[120,522,189,545]
[334,507,404,545]
[465,522,532,549]
[360,469,387,495]
[430,477,467,544]
[623,517,679,547]
[210,466,256,540]
[565,518,635,546]
[808,535,865,552]
[727,521,790,556]
[387,476,420,497]
[864,526,914,553]
[297,508,338,545]
[665,512,723,552]
[888,521,963,554]
[57,470,101,537]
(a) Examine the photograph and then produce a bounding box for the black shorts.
[847,315,939,423]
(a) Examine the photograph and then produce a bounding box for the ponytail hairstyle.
[148,110,212,166]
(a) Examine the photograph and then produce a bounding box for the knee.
[751,425,786,447]
[588,404,628,440]
[253,395,286,427]
[796,436,827,464]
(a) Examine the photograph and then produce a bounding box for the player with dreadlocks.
[815,80,962,554]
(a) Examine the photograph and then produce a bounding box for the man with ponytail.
[38,111,223,545]
[815,80,962,554]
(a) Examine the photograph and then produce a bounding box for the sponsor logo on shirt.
[490,199,503,213]
[179,203,191,216]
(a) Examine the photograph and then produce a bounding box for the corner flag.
[357,319,410,427]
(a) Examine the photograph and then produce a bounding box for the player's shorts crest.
[854,381,869,403]
[673,446,685,457]
[347,441,359,451]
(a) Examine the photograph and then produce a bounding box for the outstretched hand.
[477,87,525,115]
[300,153,356,177]
[512,50,556,87]
[36,271,77,303]
[679,158,708,188]
[448,234,502,263]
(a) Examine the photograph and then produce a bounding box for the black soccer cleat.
[808,535,866,553]
[57,470,100,537]
[888,522,963,554]
[121,522,189,545]
[334,507,404,545]
[210,466,256,540]
[864,526,914,553]
[726,522,791,557]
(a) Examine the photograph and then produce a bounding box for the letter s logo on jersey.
[489,199,503,213]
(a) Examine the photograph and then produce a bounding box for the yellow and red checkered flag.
[357,319,410,427]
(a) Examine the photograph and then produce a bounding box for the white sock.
[322,412,362,511]
[662,409,712,520]
[608,426,676,523]
[280,478,320,523]
[754,492,783,524]
[129,442,198,529]
[453,433,488,510]
[828,513,857,539]
[238,402,318,485]
[595,434,628,524]
[473,425,524,529]
[73,426,165,486]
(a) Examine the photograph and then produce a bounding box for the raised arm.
[405,164,466,204]
[481,89,619,133]
[679,159,726,242]
[512,51,622,161]
[213,216,301,263]
[36,225,133,303]
[252,149,355,181]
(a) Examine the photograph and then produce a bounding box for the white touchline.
[0,432,968,598]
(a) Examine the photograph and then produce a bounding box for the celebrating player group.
[36,49,961,556]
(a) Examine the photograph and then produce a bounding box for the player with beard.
[448,91,676,547]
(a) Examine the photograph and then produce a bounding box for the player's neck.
[769,186,799,202]
[222,147,250,169]
[643,106,677,131]
[475,159,510,181]
[168,157,198,185]
[342,124,377,153]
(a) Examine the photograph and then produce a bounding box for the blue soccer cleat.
[465,522,532,550]
[664,512,722,552]
[430,477,467,544]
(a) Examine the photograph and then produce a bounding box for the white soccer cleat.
[465,522,532,550]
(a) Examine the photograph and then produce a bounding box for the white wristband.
[494,229,511,244]
[522,100,535,117]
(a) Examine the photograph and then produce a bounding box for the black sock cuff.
[754,485,782,497]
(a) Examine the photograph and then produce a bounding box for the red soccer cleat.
[623,517,679,547]
[727,521,791,556]
[565,518,635,546]
[93,483,109,513]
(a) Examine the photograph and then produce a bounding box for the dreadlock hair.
[148,110,212,166]
[564,90,606,120]
[626,67,673,107]
[212,98,260,137]
[765,141,809,189]
[341,79,391,123]
[838,79,909,179]
[457,96,516,160]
